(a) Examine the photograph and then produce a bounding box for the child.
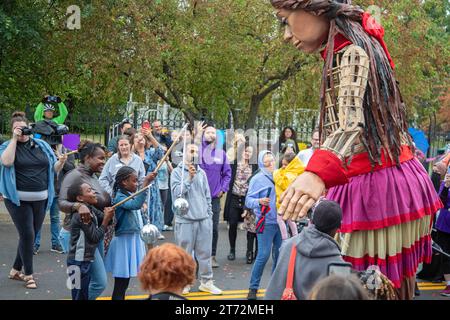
[273,152,305,240]
[104,166,156,300]
[138,243,196,300]
[241,209,258,264]
[66,179,115,300]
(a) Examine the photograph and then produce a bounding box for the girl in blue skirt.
[104,166,156,300]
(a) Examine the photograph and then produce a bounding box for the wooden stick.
[152,123,189,173]
[111,183,152,209]
[57,150,78,160]
[112,123,189,209]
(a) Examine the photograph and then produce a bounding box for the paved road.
[0,211,447,300]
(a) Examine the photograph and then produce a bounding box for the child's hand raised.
[103,207,115,225]
[143,172,157,188]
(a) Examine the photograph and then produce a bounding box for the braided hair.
[271,0,413,165]
[112,166,137,196]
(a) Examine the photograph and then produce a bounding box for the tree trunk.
[245,95,262,130]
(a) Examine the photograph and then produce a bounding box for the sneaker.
[440,285,450,297]
[166,225,174,231]
[247,289,258,300]
[211,256,220,268]
[199,280,222,295]
[182,285,191,295]
[158,234,166,240]
[51,244,65,254]
[33,245,39,255]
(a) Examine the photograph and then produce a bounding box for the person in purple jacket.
[198,122,232,268]
[436,170,450,297]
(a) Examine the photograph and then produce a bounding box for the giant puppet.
[272,0,442,299]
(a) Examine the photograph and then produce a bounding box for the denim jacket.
[0,138,57,211]
[113,189,148,236]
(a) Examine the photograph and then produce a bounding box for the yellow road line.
[95,284,445,300]
[418,283,446,287]
[96,289,267,300]
[417,287,445,291]
[188,294,265,301]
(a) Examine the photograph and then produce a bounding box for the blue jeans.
[249,224,282,290]
[61,228,107,300]
[88,242,107,300]
[59,228,71,253]
[34,197,61,248]
[67,260,92,300]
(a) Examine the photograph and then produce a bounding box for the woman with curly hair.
[139,243,196,300]
[271,0,442,299]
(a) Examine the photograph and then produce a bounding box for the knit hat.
[43,103,55,112]
[312,200,342,234]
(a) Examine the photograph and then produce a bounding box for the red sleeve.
[305,149,349,189]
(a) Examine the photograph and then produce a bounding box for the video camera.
[19,126,34,136]
[29,120,69,146]
[43,96,62,104]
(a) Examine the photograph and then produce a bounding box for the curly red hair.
[138,243,196,292]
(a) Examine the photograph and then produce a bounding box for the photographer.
[32,119,76,254]
[0,112,67,290]
[34,95,68,124]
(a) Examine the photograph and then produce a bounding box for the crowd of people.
[1,0,450,302]
[2,106,448,301]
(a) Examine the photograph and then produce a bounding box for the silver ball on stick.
[174,197,189,216]
[140,223,159,245]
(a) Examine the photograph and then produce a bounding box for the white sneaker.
[199,280,223,295]
[158,234,165,240]
[166,226,174,231]
[182,285,191,295]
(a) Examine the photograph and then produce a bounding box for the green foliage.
[0,0,448,130]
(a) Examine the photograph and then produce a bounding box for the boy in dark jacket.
[66,179,114,300]
[264,200,346,300]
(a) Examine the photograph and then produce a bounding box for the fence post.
[133,105,138,129]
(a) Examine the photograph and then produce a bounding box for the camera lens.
[20,126,33,135]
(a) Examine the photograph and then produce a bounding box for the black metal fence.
[1,107,447,158]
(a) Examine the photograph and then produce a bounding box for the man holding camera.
[34,95,69,125]
[171,143,223,295]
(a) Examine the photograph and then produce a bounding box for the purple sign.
[62,134,80,151]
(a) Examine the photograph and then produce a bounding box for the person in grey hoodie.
[170,143,223,296]
[264,200,346,300]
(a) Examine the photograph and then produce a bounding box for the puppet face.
[277,9,330,54]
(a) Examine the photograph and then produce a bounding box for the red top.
[306,147,414,189]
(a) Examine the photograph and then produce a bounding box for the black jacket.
[68,204,106,262]
[223,163,257,222]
